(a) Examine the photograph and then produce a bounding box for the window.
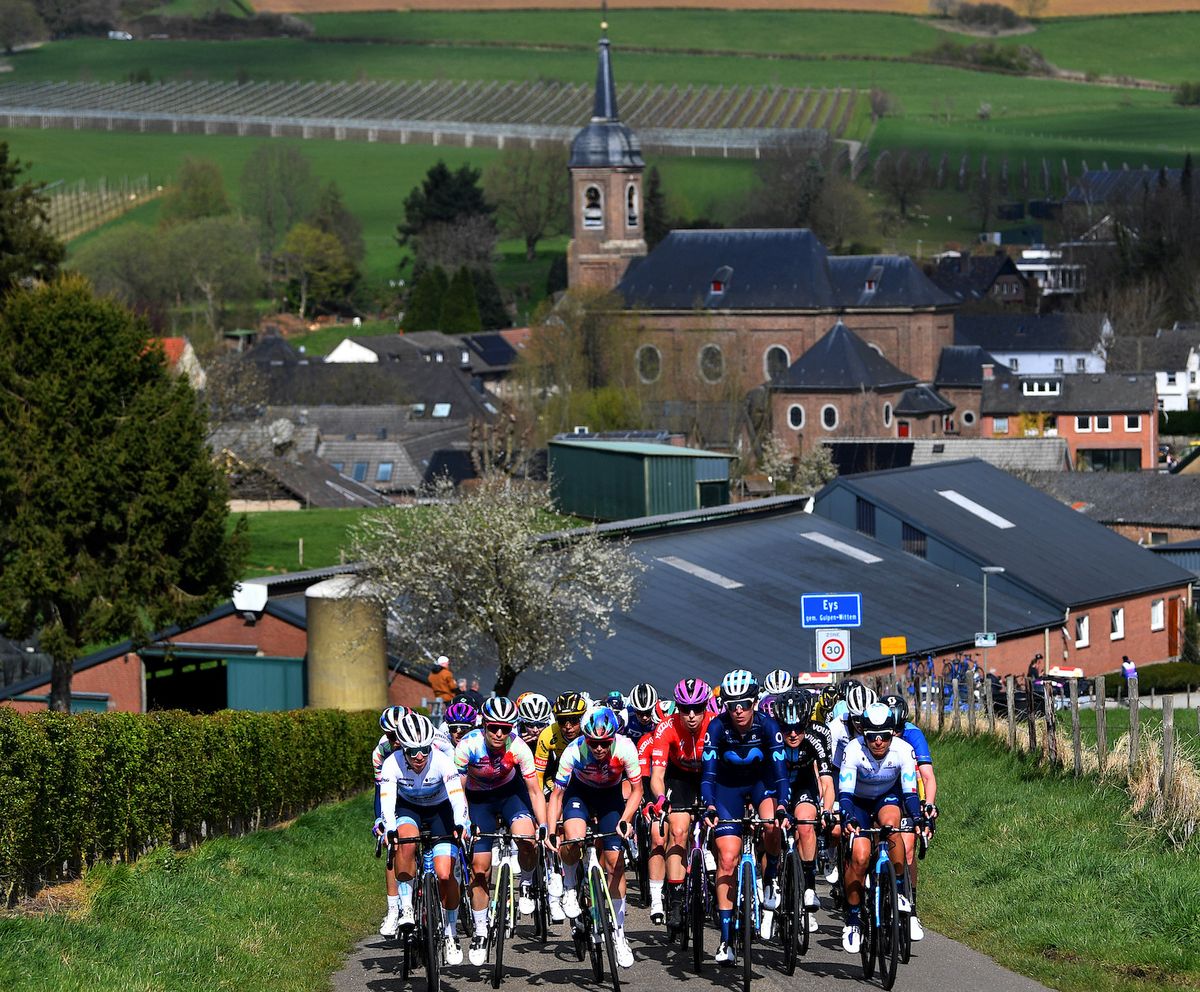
[582,184,603,229]
[352,462,368,482]
[1150,531,1169,546]
[1075,415,1090,432]
[1166,372,1178,385]
[1110,607,1124,640]
[1009,358,1019,372]
[626,183,639,228]
[901,522,927,559]
[865,279,876,292]
[882,402,893,427]
[962,410,977,426]
[1151,598,1165,631]
[821,404,838,430]
[1192,371,1198,384]
[994,416,1009,435]
[431,402,451,418]
[1076,357,1087,372]
[376,462,393,483]
[1125,415,1141,431]
[765,346,789,382]
[1075,614,1089,648]
[1054,357,1064,372]
[411,403,426,417]
[1095,415,1111,432]
[698,344,724,383]
[636,344,661,383]
[856,498,876,537]
[711,280,725,294]
[787,404,804,430]
[1022,379,1060,396]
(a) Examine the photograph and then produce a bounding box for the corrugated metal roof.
[548,439,734,458]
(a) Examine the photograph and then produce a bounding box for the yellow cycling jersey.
[534,723,572,792]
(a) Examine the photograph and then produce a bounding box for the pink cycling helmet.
[706,695,722,715]
[674,677,711,706]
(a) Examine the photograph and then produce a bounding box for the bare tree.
[413,215,498,272]
[485,145,570,261]
[350,477,644,695]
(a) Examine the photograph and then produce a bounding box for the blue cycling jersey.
[700,710,790,809]
[623,710,656,745]
[901,721,933,766]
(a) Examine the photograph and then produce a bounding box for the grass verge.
[926,732,1200,992]
[0,792,379,992]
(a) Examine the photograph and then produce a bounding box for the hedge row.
[1106,661,1200,698]
[0,708,377,905]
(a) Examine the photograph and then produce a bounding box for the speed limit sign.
[816,629,851,673]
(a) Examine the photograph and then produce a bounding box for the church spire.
[591,21,619,122]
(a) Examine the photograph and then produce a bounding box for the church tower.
[567,23,647,292]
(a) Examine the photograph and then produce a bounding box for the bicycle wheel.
[859,875,876,980]
[592,864,622,992]
[586,866,604,982]
[491,863,510,990]
[688,848,705,974]
[876,859,900,991]
[779,852,802,975]
[738,862,753,992]
[423,876,442,992]
[898,860,914,965]
[532,848,549,943]
[635,817,650,908]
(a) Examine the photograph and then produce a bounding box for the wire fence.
[43,175,161,241]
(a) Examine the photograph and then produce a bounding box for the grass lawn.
[230,506,378,575]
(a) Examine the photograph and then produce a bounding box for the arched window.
[787,404,805,430]
[882,402,893,427]
[962,410,977,426]
[699,344,724,383]
[626,183,639,229]
[636,344,661,384]
[821,404,839,430]
[583,185,603,230]
[765,345,789,383]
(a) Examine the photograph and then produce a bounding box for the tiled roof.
[895,385,954,416]
[772,321,916,392]
[1107,328,1198,373]
[982,373,1156,415]
[935,345,1012,387]
[1023,472,1200,528]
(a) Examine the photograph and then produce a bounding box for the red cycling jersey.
[649,711,713,775]
[636,731,656,779]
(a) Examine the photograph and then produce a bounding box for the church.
[564,24,977,455]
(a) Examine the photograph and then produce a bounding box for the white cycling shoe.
[519,882,536,917]
[825,864,839,884]
[842,923,862,954]
[549,895,566,922]
[468,935,488,966]
[379,907,400,938]
[715,941,737,966]
[615,934,635,968]
[804,888,820,910]
[561,890,582,919]
[649,898,665,925]
[444,939,464,966]
[761,882,780,911]
[910,915,925,941]
[398,903,415,928]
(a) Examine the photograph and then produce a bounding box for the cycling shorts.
[841,792,901,831]
[394,796,458,859]
[466,778,534,854]
[663,771,702,810]
[789,777,822,810]
[563,780,625,851]
[710,779,778,839]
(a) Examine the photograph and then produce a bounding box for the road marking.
[937,489,1016,529]
[655,556,744,589]
[800,531,882,564]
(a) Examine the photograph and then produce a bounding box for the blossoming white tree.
[350,476,644,695]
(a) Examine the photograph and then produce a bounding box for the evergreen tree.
[440,266,482,334]
[471,267,509,330]
[644,165,670,250]
[0,276,246,710]
[0,142,64,294]
[404,266,448,331]
[397,160,493,247]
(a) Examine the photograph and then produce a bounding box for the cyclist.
[635,716,668,924]
[837,702,922,955]
[546,706,644,968]
[373,705,411,936]
[434,700,477,760]
[379,712,471,965]
[648,676,713,931]
[535,691,587,795]
[623,682,660,744]
[774,690,835,932]
[759,668,794,717]
[831,682,877,771]
[701,670,789,966]
[517,693,553,751]
[880,691,938,942]
[454,696,548,967]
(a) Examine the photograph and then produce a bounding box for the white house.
[1108,326,1200,413]
[955,313,1108,377]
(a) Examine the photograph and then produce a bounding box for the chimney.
[982,363,994,380]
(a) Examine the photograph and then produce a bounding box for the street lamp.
[981,565,1005,677]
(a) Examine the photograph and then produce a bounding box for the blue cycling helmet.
[582,706,620,739]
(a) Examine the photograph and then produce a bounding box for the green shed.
[549,439,735,521]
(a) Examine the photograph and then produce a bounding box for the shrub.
[1174,82,1200,107]
[0,708,377,904]
[920,39,1048,76]
[1105,660,1200,698]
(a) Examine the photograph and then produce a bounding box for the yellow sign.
[880,636,908,655]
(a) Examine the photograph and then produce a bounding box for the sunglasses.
[677,704,707,715]
[485,722,514,734]
[725,699,754,712]
[523,722,549,733]
[557,716,582,726]
[864,731,894,743]
[586,736,614,748]
[404,745,433,758]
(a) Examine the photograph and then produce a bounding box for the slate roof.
[826,437,1071,475]
[616,230,956,312]
[1022,472,1200,528]
[464,330,527,375]
[1065,168,1183,205]
[815,460,1193,610]
[772,321,916,392]
[955,313,1106,353]
[244,333,302,365]
[928,252,1025,303]
[569,35,643,169]
[1107,328,1198,373]
[257,453,390,507]
[982,373,1156,415]
[935,345,1011,388]
[895,385,954,416]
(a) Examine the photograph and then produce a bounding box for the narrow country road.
[332,899,1052,992]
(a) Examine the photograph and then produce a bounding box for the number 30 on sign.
[816,629,851,673]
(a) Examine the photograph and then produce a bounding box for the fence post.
[1162,695,1175,803]
[1026,678,1038,756]
[1069,679,1082,776]
[913,677,922,727]
[1128,675,1140,774]
[1095,676,1107,775]
[938,678,945,734]
[967,676,977,735]
[1005,675,1016,749]
[951,677,961,732]
[1044,683,1059,768]
[985,676,996,735]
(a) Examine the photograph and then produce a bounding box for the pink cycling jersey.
[454,728,536,791]
[555,735,641,790]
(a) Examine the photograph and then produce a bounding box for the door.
[1168,596,1182,656]
[897,421,911,438]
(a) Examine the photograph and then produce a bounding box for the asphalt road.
[332,895,1052,992]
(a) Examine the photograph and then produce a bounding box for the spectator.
[1121,655,1137,682]
[427,655,457,705]
[1027,653,1042,681]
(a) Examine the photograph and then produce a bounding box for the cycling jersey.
[783,724,834,783]
[700,711,789,806]
[378,749,468,828]
[901,721,933,766]
[828,713,854,769]
[837,737,921,820]
[623,710,657,745]
[372,734,398,784]
[431,723,459,761]
[534,723,573,792]
[454,728,536,791]
[636,732,656,780]
[649,711,712,776]
[554,735,642,790]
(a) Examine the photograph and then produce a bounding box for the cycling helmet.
[674,677,711,706]
[444,701,477,727]
[706,695,722,715]
[395,712,436,750]
[818,684,839,710]
[605,690,627,712]
[379,705,409,735]
[628,682,659,714]
[582,706,620,740]
[654,699,676,722]
[481,696,518,726]
[845,684,878,718]
[554,691,587,719]
[880,692,909,726]
[721,669,758,702]
[763,669,793,696]
[837,678,865,702]
[774,690,814,728]
[861,701,897,735]
[517,692,552,726]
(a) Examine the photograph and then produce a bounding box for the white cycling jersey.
[837,736,919,801]
[431,722,457,761]
[378,747,469,832]
[827,716,851,768]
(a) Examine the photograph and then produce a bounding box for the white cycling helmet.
[628,682,659,713]
[763,669,793,696]
[861,702,897,736]
[845,684,878,718]
[517,692,552,725]
[394,712,435,750]
[721,669,758,702]
[380,705,410,735]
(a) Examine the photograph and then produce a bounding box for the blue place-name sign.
[801,593,862,629]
